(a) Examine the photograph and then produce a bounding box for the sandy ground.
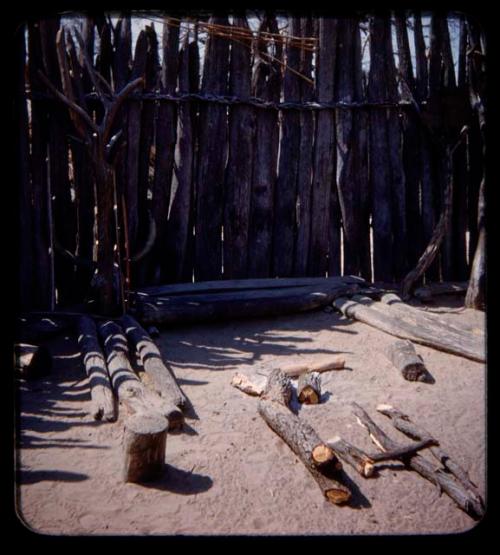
[15,297,486,536]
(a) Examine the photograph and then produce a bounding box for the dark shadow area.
[181,395,200,421]
[19,434,111,450]
[141,464,213,495]
[18,469,89,484]
[154,311,359,373]
[336,469,372,509]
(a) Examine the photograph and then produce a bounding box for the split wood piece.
[414,281,469,302]
[297,372,321,404]
[77,316,116,421]
[280,356,345,378]
[134,275,366,298]
[333,295,485,362]
[14,343,52,380]
[379,292,482,339]
[384,339,431,383]
[327,436,437,478]
[376,404,485,512]
[123,412,168,483]
[133,279,364,326]
[98,320,179,428]
[122,314,187,413]
[231,372,266,397]
[258,369,350,505]
[352,402,484,519]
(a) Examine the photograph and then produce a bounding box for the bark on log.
[352,402,484,519]
[133,278,364,326]
[77,316,116,421]
[333,295,485,362]
[258,369,350,504]
[121,314,186,414]
[122,412,168,483]
[327,436,375,478]
[376,404,485,514]
[14,344,52,380]
[280,356,345,378]
[297,372,321,404]
[98,320,179,427]
[383,339,429,382]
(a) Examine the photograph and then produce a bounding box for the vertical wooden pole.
[153,17,179,284]
[28,21,52,309]
[16,23,34,310]
[135,25,160,286]
[194,16,230,281]
[309,17,338,276]
[368,15,393,283]
[248,15,282,278]
[294,16,315,277]
[385,15,407,281]
[273,16,301,277]
[395,12,423,272]
[353,19,371,280]
[165,32,199,283]
[223,15,255,279]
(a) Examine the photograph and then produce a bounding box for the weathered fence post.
[309,17,338,276]
[248,14,282,278]
[223,15,255,279]
[194,16,230,281]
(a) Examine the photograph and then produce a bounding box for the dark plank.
[28,21,53,309]
[135,274,365,297]
[133,278,366,326]
[194,16,230,281]
[152,17,179,283]
[247,15,282,278]
[368,15,393,283]
[16,23,34,309]
[164,34,199,283]
[309,17,338,277]
[223,15,255,279]
[294,16,315,277]
[273,16,301,277]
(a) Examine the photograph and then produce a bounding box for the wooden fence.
[15,12,485,310]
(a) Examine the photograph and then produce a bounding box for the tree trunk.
[383,339,429,382]
[297,372,321,404]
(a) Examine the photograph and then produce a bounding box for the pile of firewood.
[232,367,485,520]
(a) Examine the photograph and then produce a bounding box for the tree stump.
[14,343,51,379]
[122,413,168,483]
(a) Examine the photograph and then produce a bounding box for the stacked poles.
[18,12,483,311]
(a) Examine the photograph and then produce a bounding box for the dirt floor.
[15,296,486,536]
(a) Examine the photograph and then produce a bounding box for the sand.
[15,297,486,536]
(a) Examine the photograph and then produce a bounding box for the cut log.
[121,314,187,411]
[258,369,350,505]
[297,372,321,404]
[376,404,485,510]
[280,356,345,377]
[231,372,266,397]
[122,412,168,483]
[384,339,430,382]
[14,343,52,380]
[327,436,375,478]
[133,278,364,326]
[333,295,485,362]
[352,402,484,519]
[414,281,469,302]
[77,316,116,421]
[98,320,180,429]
